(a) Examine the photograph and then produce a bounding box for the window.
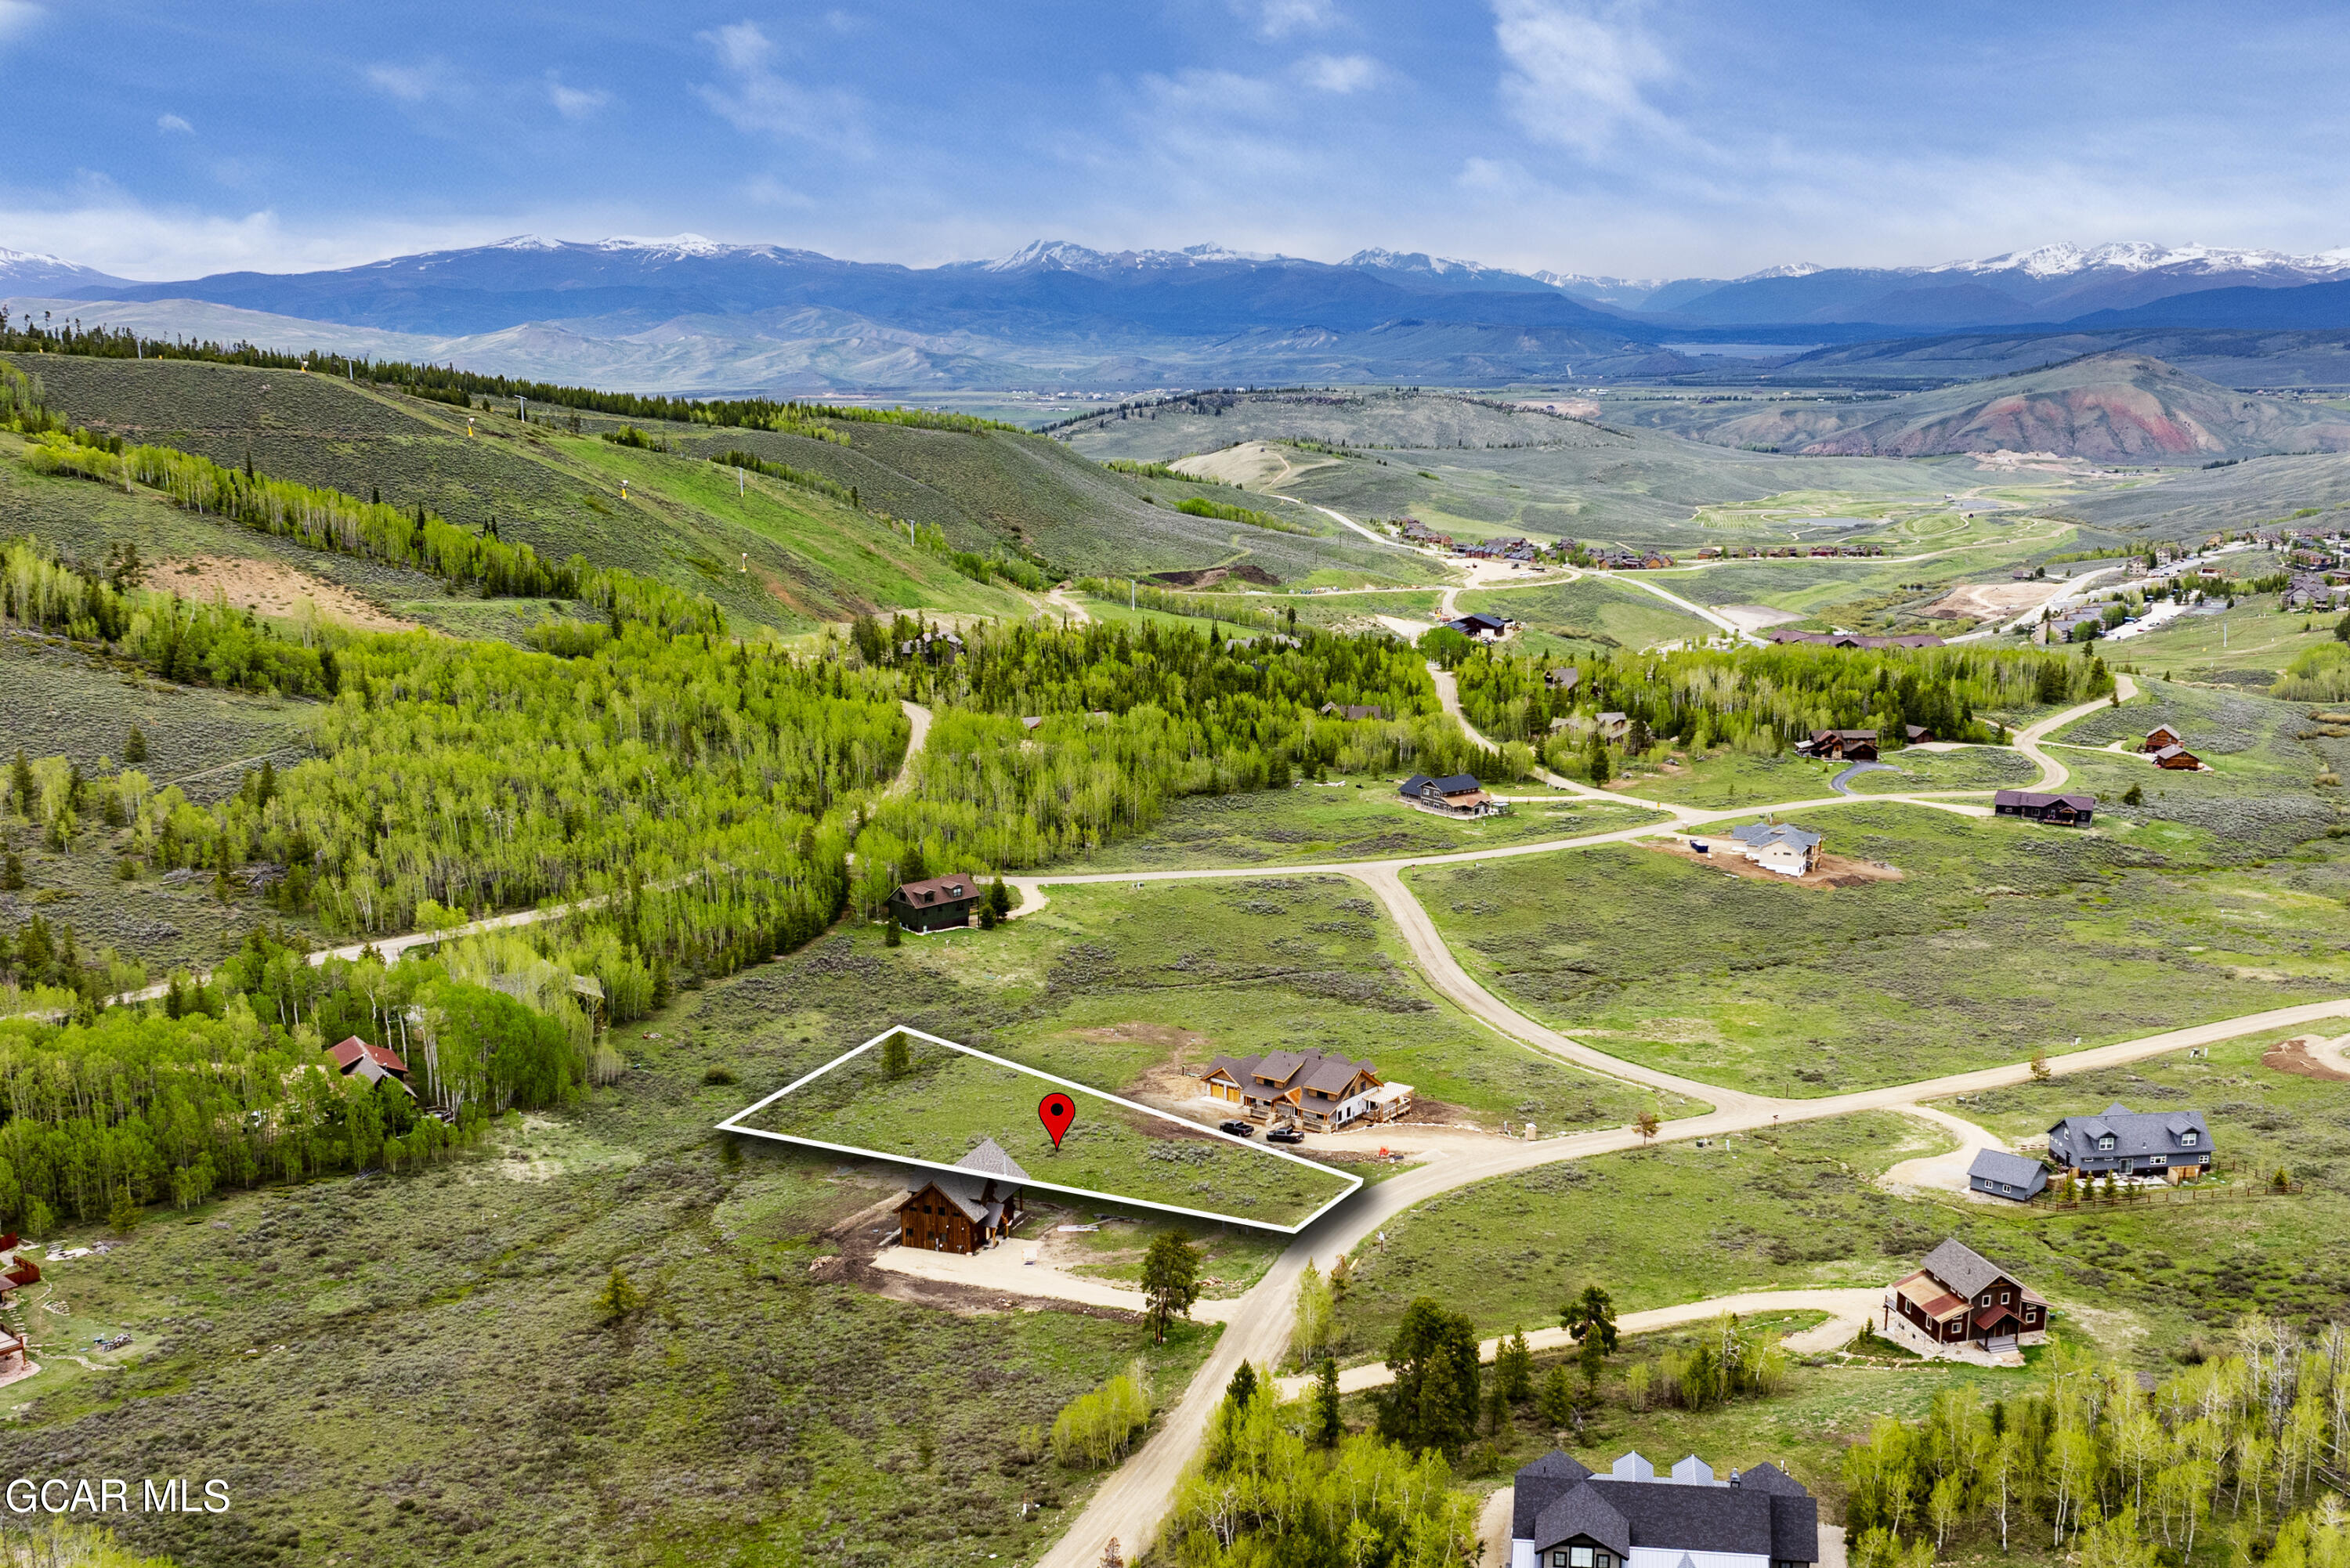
[2182,1132,2197,1146]
[1571,1549,1594,1567]
[2001,1292,2010,1304]
[2098,1135,2116,1150]
[1980,1294,1991,1306]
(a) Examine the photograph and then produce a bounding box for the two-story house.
[1509,1451,1819,1568]
[1886,1238,2048,1354]
[1200,1049,1408,1130]
[2046,1102,2213,1182]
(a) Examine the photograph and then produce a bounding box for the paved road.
[1831,761,1899,795]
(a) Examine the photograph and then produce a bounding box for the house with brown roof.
[1797,728,1878,761]
[2149,743,2203,771]
[1993,789,2096,825]
[2141,724,2183,752]
[1904,724,1937,743]
[896,1140,1028,1255]
[327,1036,415,1098]
[888,873,982,933]
[1885,1238,2048,1355]
[1200,1049,1407,1130]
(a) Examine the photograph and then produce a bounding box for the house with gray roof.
[1401,773,1502,817]
[1723,821,1822,877]
[1200,1049,1404,1130]
[1967,1148,2048,1203]
[895,1140,1028,1255]
[1509,1450,1818,1568]
[2046,1102,2212,1182]
[1887,1238,2048,1353]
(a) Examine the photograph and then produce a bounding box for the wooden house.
[1544,667,1581,692]
[1319,703,1387,721]
[2149,744,2202,770]
[896,1140,1028,1255]
[2141,724,2183,752]
[888,873,982,933]
[1903,724,1937,744]
[1886,1238,2048,1353]
[1799,728,1878,762]
[1993,789,2095,826]
[1200,1049,1407,1130]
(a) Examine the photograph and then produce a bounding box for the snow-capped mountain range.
[11,232,2350,391]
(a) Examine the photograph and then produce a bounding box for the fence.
[2037,1179,2301,1211]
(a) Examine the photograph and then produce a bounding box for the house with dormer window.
[2045,1102,2213,1183]
[1509,1450,1818,1568]
[1886,1238,2048,1354]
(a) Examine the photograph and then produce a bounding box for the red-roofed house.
[327,1036,415,1097]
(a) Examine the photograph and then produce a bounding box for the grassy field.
[1326,1111,2148,1363]
[1,634,329,975]
[1051,783,1668,872]
[2049,678,2348,856]
[1458,578,1714,649]
[1926,1028,2350,1346]
[714,878,1695,1144]
[732,1030,1358,1229]
[2110,595,2348,683]
[1840,746,2042,793]
[0,976,1223,1568]
[1408,801,2350,1095]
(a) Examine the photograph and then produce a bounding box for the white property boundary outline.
[715,1025,1365,1234]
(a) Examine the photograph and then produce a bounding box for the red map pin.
[1038,1093,1076,1151]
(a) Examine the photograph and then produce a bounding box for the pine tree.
[122,726,147,764]
[1313,1357,1342,1447]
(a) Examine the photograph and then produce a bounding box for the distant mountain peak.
[1947,240,2350,280]
[1345,248,1491,276]
[595,233,727,256]
[488,234,566,252]
[1734,262,1827,281]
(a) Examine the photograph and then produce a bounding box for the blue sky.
[3,0,2347,280]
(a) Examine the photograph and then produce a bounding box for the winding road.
[1019,668,2269,1568]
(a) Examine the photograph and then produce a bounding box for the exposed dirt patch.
[1650,839,1906,889]
[1148,564,1282,588]
[817,1194,1136,1321]
[140,555,419,631]
[1920,581,2055,621]
[2263,1036,2350,1082]
[1714,604,1804,631]
[1076,1023,1217,1101]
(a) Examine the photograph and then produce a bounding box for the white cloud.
[544,73,609,121]
[1491,0,1675,154]
[0,1,41,42]
[0,201,524,281]
[156,113,194,135]
[1297,53,1379,94]
[1242,0,1336,39]
[366,60,454,104]
[694,21,866,151]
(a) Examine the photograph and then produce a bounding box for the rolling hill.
[1696,352,2350,461]
[2,354,1434,624]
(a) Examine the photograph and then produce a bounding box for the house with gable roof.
[2046,1102,2213,1182]
[1508,1449,1819,1568]
[326,1035,415,1098]
[1400,773,1502,817]
[1199,1048,1408,1130]
[1887,1238,2048,1354]
[1966,1148,2048,1203]
[1723,821,1821,877]
[895,1139,1028,1254]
